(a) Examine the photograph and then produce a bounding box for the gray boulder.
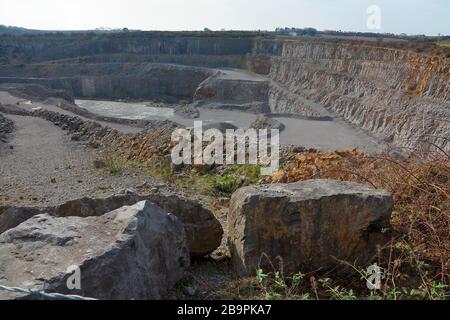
[50,191,143,218]
[0,206,44,234]
[228,179,393,275]
[147,194,223,257]
[0,191,223,257]
[0,191,143,234]
[0,201,189,300]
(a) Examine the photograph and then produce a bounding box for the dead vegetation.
[250,146,449,299]
[102,141,449,299]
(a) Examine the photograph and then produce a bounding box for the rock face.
[194,70,270,113]
[228,179,393,275]
[147,194,223,257]
[0,34,253,65]
[0,201,189,300]
[0,63,213,101]
[2,34,448,153]
[253,39,450,153]
[0,83,74,103]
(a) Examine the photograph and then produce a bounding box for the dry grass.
[101,136,449,299]
[264,147,450,299]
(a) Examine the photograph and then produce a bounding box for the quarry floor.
[0,113,169,208]
[75,98,382,152]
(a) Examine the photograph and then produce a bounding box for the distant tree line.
[274,27,449,43]
[1,24,449,44]
[275,27,318,36]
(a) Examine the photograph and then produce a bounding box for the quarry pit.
[0,32,449,300]
[1,34,448,154]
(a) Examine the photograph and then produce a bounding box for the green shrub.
[211,175,241,197]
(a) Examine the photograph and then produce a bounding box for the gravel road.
[0,113,157,207]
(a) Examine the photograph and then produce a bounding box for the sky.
[0,0,449,35]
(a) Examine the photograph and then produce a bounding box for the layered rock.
[0,83,74,103]
[228,179,393,275]
[0,63,213,101]
[194,70,270,113]
[254,39,450,153]
[0,33,254,65]
[0,201,189,300]
[1,34,449,153]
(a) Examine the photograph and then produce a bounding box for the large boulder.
[228,179,393,275]
[0,191,143,234]
[0,192,223,257]
[0,206,43,234]
[50,191,143,218]
[147,194,223,257]
[0,201,189,300]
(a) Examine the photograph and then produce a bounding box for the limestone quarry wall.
[0,63,213,100]
[193,71,270,112]
[74,53,247,69]
[0,34,253,66]
[1,34,449,152]
[252,39,450,152]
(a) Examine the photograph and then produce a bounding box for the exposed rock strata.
[194,70,270,113]
[253,40,450,153]
[0,34,254,64]
[1,36,449,153]
[0,83,74,103]
[0,64,213,101]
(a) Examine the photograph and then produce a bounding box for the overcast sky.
[0,0,449,35]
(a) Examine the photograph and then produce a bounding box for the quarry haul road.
[0,113,160,208]
[0,91,142,134]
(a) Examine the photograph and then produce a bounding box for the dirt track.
[0,113,158,207]
[0,91,142,134]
